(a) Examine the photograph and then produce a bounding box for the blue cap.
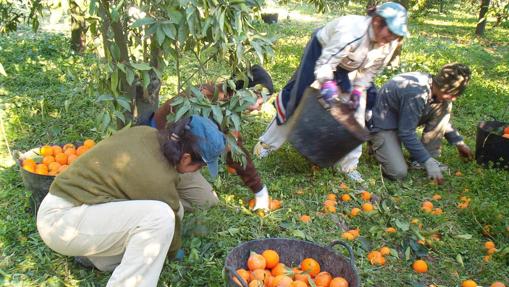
[376,2,409,37]
[188,115,226,178]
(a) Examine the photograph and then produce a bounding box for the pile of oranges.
[21,139,96,176]
[366,247,392,266]
[233,249,350,287]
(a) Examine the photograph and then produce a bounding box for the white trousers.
[37,193,182,287]
[259,91,367,172]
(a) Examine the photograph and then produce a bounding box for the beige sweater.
[50,126,182,253]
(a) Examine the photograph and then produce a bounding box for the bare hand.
[457,143,473,161]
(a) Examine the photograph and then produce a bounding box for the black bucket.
[15,148,55,215]
[287,87,370,167]
[261,13,278,24]
[224,238,360,287]
[475,120,509,170]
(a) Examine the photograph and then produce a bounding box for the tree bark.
[70,0,86,53]
[476,0,491,36]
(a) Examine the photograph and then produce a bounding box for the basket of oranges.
[224,238,359,287]
[16,139,96,213]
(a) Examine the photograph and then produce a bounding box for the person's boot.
[74,256,96,269]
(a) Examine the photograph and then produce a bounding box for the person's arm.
[153,99,174,130]
[444,123,464,145]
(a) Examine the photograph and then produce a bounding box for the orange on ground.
[422,201,433,210]
[262,249,279,269]
[52,145,63,154]
[487,248,497,255]
[340,194,351,202]
[484,241,496,250]
[361,203,374,212]
[300,215,311,223]
[314,271,332,287]
[247,252,266,271]
[324,199,337,206]
[40,145,53,156]
[42,155,55,165]
[379,247,391,256]
[360,191,371,201]
[83,139,96,148]
[432,194,442,200]
[386,227,397,233]
[461,280,478,287]
[350,208,361,217]
[327,193,337,201]
[55,153,68,165]
[483,255,491,262]
[349,228,360,237]
[341,232,355,241]
[432,208,443,215]
[271,275,293,287]
[227,166,236,174]
[491,282,506,287]
[270,199,282,211]
[300,258,320,277]
[412,260,428,273]
[271,263,288,277]
[339,182,349,190]
[329,277,349,287]
[324,205,336,213]
[367,251,382,264]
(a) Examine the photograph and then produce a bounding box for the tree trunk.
[70,0,86,53]
[476,0,491,36]
[439,0,444,13]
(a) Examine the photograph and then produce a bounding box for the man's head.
[432,63,471,102]
[372,2,409,44]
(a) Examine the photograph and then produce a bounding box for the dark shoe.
[74,256,96,269]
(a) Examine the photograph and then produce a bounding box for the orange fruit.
[57,165,69,173]
[379,246,391,256]
[23,163,36,173]
[462,280,478,287]
[422,201,433,210]
[432,208,443,215]
[76,146,89,156]
[42,155,55,165]
[67,154,78,165]
[504,126,509,134]
[52,145,63,154]
[491,282,506,287]
[314,271,332,287]
[300,215,311,223]
[250,269,271,285]
[432,194,442,200]
[350,208,361,217]
[232,268,250,286]
[360,191,371,201]
[386,227,397,233]
[367,251,382,264]
[248,279,264,287]
[271,263,288,277]
[290,281,307,287]
[270,199,282,211]
[293,269,309,283]
[227,166,236,174]
[412,260,428,273]
[501,134,509,139]
[22,158,36,167]
[64,148,76,156]
[83,139,96,148]
[327,193,337,201]
[487,248,497,255]
[329,277,349,287]
[324,200,337,206]
[340,194,351,202]
[339,182,349,190]
[247,252,266,271]
[341,232,355,241]
[361,203,374,212]
[35,164,49,175]
[262,249,280,269]
[300,258,320,277]
[349,228,360,238]
[483,255,491,262]
[484,241,496,250]
[54,153,68,165]
[48,162,61,172]
[324,205,336,213]
[40,145,53,156]
[272,275,293,287]
[63,143,75,151]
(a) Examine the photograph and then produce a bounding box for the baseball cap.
[188,116,226,178]
[376,2,409,37]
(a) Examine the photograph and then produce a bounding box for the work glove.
[320,80,338,101]
[456,141,473,161]
[348,89,362,110]
[424,158,444,184]
[253,185,270,211]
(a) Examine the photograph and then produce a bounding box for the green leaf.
[113,110,126,123]
[131,17,155,28]
[111,68,119,93]
[102,112,111,130]
[211,105,223,125]
[142,70,150,89]
[395,219,410,232]
[96,94,114,102]
[131,63,152,71]
[231,113,241,131]
[175,100,191,121]
[291,229,306,239]
[126,67,135,85]
[110,43,120,61]
[405,246,411,261]
[116,96,131,112]
[0,63,6,76]
[456,254,464,267]
[162,24,176,40]
[156,26,165,46]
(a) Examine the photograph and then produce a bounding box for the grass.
[1,3,508,287]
